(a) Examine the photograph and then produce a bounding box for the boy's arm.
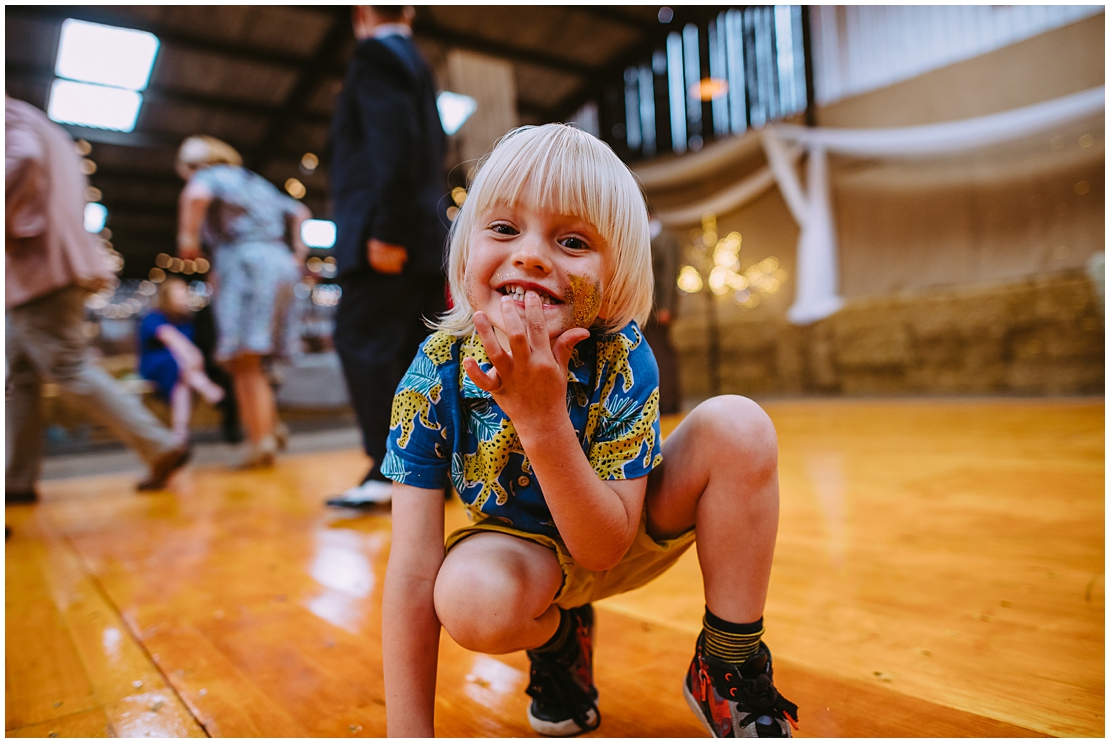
[382,483,446,737]
[464,293,648,571]
[154,324,204,372]
[518,415,648,571]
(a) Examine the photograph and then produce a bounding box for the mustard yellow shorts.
[444,511,696,610]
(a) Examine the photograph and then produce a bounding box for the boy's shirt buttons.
[518,476,530,487]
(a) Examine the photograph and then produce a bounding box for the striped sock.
[703,609,764,665]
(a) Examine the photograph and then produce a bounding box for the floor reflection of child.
[139,278,225,445]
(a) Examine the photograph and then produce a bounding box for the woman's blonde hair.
[176,135,242,169]
[434,123,653,337]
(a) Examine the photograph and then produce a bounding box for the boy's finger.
[500,295,532,363]
[463,357,502,393]
[523,291,549,351]
[473,311,512,370]
[553,327,590,370]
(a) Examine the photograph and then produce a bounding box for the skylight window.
[436,91,477,135]
[301,219,337,249]
[49,80,142,132]
[55,19,159,91]
[48,19,159,132]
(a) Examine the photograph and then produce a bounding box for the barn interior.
[4,5,1104,738]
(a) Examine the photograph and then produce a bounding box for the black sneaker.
[683,632,798,737]
[525,604,600,736]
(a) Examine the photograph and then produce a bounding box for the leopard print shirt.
[381,322,661,538]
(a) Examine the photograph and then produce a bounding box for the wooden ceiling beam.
[570,6,663,33]
[61,125,184,152]
[294,5,629,78]
[412,16,599,78]
[250,8,351,171]
[6,5,311,73]
[6,62,333,128]
[551,6,717,121]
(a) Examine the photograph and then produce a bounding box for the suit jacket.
[327,35,448,280]
[5,98,112,309]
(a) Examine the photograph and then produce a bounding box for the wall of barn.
[662,14,1104,399]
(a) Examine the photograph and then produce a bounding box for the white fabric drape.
[654,152,801,228]
[763,86,1105,324]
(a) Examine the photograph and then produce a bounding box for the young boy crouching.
[380,123,798,738]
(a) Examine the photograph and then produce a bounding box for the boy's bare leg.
[434,532,565,653]
[645,396,797,737]
[182,368,225,405]
[169,383,193,445]
[645,395,780,624]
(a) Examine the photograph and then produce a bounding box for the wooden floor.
[6,398,1103,737]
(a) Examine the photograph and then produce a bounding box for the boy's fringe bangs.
[471,130,612,240]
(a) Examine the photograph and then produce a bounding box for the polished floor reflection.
[6,398,1103,737]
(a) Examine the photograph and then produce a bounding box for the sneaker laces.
[709,656,799,733]
[526,647,599,730]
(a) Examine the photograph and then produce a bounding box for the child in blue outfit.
[380,124,797,737]
[139,277,225,444]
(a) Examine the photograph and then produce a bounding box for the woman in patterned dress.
[174,135,310,468]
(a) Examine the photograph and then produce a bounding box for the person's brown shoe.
[5,489,38,504]
[137,444,192,491]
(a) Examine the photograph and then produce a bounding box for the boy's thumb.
[553,328,590,369]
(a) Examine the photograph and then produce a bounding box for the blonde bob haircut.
[434,123,653,338]
[176,135,243,169]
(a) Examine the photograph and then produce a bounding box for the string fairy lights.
[676,212,787,309]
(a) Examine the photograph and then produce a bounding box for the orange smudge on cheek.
[564,274,601,329]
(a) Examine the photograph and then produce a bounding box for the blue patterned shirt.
[382,322,662,538]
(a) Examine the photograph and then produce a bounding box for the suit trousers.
[334,270,446,471]
[6,285,178,492]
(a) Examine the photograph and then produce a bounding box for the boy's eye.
[561,236,590,251]
[491,223,518,236]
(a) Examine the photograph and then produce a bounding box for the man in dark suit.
[325,5,449,507]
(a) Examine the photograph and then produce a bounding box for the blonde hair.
[176,135,242,169]
[435,123,653,337]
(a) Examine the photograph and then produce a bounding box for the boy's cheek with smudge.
[562,273,602,331]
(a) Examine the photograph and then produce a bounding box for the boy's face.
[464,203,610,343]
[164,281,190,315]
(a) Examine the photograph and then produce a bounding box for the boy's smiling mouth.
[490,275,601,332]
[498,283,563,305]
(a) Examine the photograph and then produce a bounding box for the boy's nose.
[510,235,553,273]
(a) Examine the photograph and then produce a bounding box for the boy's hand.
[464,291,589,426]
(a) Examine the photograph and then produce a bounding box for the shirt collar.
[371,23,413,39]
[566,344,590,386]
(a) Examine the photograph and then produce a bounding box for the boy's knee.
[434,559,533,653]
[690,395,778,475]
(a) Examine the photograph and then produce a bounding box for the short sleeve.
[189,165,233,200]
[381,347,451,489]
[587,324,662,480]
